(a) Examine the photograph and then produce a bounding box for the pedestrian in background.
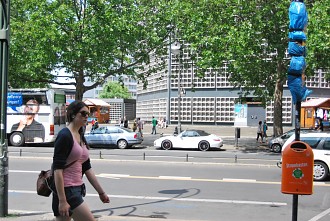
[132,118,137,132]
[151,116,157,134]
[123,116,128,128]
[163,117,167,128]
[256,121,263,143]
[137,118,143,137]
[316,118,324,131]
[262,120,268,142]
[52,101,109,221]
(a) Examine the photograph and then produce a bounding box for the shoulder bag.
[37,160,77,197]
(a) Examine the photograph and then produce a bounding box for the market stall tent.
[83,98,110,123]
[301,98,330,129]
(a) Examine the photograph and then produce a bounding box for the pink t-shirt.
[63,138,89,187]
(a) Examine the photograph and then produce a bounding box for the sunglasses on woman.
[79,111,90,117]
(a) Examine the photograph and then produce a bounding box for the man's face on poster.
[24,100,39,119]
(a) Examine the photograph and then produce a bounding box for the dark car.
[85,126,143,149]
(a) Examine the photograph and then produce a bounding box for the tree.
[307,0,330,77]
[174,0,329,136]
[99,81,131,99]
[10,0,176,100]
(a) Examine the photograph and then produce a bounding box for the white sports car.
[154,130,223,151]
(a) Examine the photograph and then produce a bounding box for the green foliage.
[99,81,131,99]
[176,0,289,105]
[307,1,330,78]
[173,0,329,135]
[10,0,174,99]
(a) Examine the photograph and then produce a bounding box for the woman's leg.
[72,201,95,221]
[55,216,71,221]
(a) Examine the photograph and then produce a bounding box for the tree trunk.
[273,78,283,137]
[75,70,86,101]
[273,60,286,137]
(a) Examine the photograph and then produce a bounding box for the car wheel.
[161,140,172,150]
[198,141,210,151]
[117,139,128,149]
[10,132,25,147]
[314,161,329,181]
[272,143,282,153]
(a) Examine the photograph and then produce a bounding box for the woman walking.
[52,101,109,221]
[256,120,263,143]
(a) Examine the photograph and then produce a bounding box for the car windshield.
[181,130,210,137]
[301,137,322,149]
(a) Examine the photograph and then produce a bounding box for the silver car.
[85,126,143,149]
[268,129,295,153]
[268,129,313,153]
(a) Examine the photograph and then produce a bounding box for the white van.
[281,132,330,181]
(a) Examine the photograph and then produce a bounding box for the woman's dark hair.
[66,101,89,148]
[66,101,88,123]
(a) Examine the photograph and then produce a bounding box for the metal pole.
[292,101,301,221]
[0,0,10,217]
[167,35,171,126]
[177,54,181,133]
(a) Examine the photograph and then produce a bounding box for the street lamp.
[171,40,182,133]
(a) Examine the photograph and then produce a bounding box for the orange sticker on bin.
[281,141,314,195]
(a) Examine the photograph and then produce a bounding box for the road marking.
[308,207,330,221]
[96,173,330,186]
[159,176,192,180]
[222,178,257,183]
[8,190,287,206]
[9,170,40,173]
[9,170,330,187]
[97,173,130,179]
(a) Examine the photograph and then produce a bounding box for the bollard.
[99,151,102,159]
[235,154,237,163]
[20,149,22,157]
[143,152,145,160]
[186,154,188,162]
[235,128,240,147]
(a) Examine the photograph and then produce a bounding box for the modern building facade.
[136,43,330,127]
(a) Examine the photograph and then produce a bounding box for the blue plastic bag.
[288,41,306,56]
[287,75,312,104]
[288,56,306,75]
[288,31,307,41]
[289,1,308,31]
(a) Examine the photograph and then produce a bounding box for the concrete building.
[136,43,330,127]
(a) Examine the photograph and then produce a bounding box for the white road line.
[8,190,287,206]
[9,170,330,187]
[222,178,257,183]
[308,207,330,221]
[97,173,130,179]
[9,170,40,173]
[159,176,192,180]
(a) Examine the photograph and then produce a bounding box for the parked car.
[268,129,312,153]
[85,126,143,149]
[281,132,330,181]
[154,130,223,151]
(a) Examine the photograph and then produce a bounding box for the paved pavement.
[4,123,291,221]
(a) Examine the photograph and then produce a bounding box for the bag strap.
[64,160,77,169]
